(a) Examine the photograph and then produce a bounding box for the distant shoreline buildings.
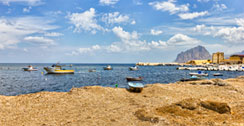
[186,52,244,65]
[136,52,244,66]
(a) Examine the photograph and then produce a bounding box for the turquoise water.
[0,63,243,96]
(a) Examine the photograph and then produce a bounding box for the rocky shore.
[0,77,244,126]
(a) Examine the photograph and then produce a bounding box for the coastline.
[0,77,244,125]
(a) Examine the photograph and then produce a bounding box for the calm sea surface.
[0,63,243,96]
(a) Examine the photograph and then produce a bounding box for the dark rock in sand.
[175,98,200,110]
[200,101,231,114]
[212,79,229,86]
[134,109,159,123]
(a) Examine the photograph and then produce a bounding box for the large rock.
[200,101,231,114]
[134,109,159,123]
[211,79,229,86]
[175,98,200,110]
[175,45,211,63]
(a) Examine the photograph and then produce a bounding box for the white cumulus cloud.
[0,0,43,6]
[151,29,163,35]
[178,11,208,20]
[148,40,167,49]
[99,0,119,5]
[0,16,58,49]
[193,18,244,44]
[24,36,55,45]
[112,26,138,41]
[70,45,101,55]
[166,34,201,46]
[236,18,244,27]
[67,8,104,34]
[68,28,201,55]
[44,32,63,37]
[131,20,136,25]
[102,12,130,24]
[197,0,209,2]
[149,0,189,14]
[213,3,227,11]
[23,6,32,13]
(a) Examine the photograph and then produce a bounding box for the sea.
[0,63,243,96]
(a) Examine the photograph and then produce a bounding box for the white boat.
[103,65,113,70]
[128,82,144,92]
[126,76,143,81]
[88,69,96,72]
[180,75,205,82]
[22,65,38,71]
[44,64,74,74]
[213,73,223,76]
[129,66,138,71]
[189,71,208,76]
[177,67,188,70]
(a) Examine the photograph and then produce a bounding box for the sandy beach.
[0,77,243,126]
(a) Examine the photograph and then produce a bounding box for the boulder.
[237,76,244,79]
[200,101,231,114]
[200,80,214,85]
[134,109,159,123]
[175,98,200,110]
[211,79,229,86]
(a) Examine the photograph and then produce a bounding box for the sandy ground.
[0,77,243,126]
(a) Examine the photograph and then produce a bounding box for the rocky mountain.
[239,50,244,55]
[175,45,211,63]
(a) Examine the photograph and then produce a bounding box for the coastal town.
[137,52,244,71]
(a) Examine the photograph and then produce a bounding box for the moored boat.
[128,82,144,92]
[180,75,205,82]
[213,73,223,76]
[88,69,96,72]
[126,76,143,81]
[189,71,208,77]
[22,65,38,71]
[44,64,74,74]
[103,65,113,70]
[129,66,138,71]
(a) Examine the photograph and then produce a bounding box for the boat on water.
[180,75,205,82]
[22,65,38,71]
[44,64,74,74]
[189,71,208,77]
[129,66,138,71]
[126,76,143,81]
[88,69,96,72]
[103,65,113,70]
[213,73,223,76]
[128,82,144,92]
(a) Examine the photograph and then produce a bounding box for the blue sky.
[0,0,244,63]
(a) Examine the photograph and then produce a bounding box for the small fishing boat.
[103,65,113,70]
[22,65,38,71]
[126,76,143,81]
[88,69,96,72]
[128,82,144,92]
[44,63,74,74]
[129,66,138,71]
[180,75,205,82]
[189,71,208,77]
[213,73,223,76]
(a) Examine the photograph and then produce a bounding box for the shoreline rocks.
[0,77,243,125]
[186,78,229,86]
